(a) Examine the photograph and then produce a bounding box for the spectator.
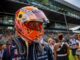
[76,34,80,60]
[0,39,6,60]
[48,37,56,57]
[54,33,69,60]
[69,34,79,60]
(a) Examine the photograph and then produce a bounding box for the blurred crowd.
[0,31,80,60]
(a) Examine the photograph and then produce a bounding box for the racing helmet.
[15,6,49,44]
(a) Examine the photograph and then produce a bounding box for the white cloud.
[64,0,80,8]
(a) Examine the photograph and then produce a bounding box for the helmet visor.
[24,21,43,31]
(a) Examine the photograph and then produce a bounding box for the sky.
[64,0,80,8]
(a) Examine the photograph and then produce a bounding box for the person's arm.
[66,43,70,56]
[47,46,54,60]
[69,40,73,49]
[76,40,79,49]
[54,45,57,60]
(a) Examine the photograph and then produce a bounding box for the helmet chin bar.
[16,28,43,43]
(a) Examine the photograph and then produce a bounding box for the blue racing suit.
[2,38,53,60]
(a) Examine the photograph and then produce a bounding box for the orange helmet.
[15,6,49,44]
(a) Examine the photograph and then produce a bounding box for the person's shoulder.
[64,42,69,47]
[54,43,58,46]
[44,44,49,48]
[44,44,51,50]
[76,40,79,43]
[70,39,73,41]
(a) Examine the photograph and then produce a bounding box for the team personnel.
[2,6,53,60]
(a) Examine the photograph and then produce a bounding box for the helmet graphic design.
[15,6,49,44]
